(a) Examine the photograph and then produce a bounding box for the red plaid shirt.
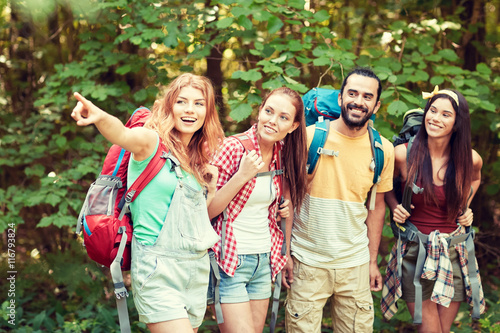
[211,125,287,280]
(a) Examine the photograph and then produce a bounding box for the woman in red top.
[385,87,483,332]
[208,87,307,332]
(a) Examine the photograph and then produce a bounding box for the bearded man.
[284,67,395,333]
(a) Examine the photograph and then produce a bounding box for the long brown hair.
[406,91,472,220]
[145,73,224,186]
[260,87,308,211]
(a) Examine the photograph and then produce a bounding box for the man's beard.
[340,102,375,130]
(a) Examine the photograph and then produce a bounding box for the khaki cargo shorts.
[285,257,374,333]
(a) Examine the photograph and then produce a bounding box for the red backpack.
[75,107,168,332]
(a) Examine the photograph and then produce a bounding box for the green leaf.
[238,15,253,30]
[388,75,398,83]
[32,310,46,330]
[425,54,442,62]
[239,69,262,82]
[133,89,148,103]
[288,0,306,9]
[387,100,408,116]
[479,101,496,112]
[296,56,312,64]
[116,64,132,75]
[430,76,445,85]
[313,57,331,66]
[285,66,301,77]
[262,80,282,91]
[129,36,142,45]
[380,88,395,100]
[476,63,492,76]
[271,54,288,64]
[313,9,330,22]
[46,193,62,207]
[337,38,353,51]
[418,43,434,55]
[55,136,67,148]
[400,92,421,105]
[412,70,429,82]
[258,61,283,74]
[438,49,459,62]
[217,17,234,29]
[267,15,284,34]
[230,103,253,122]
[25,164,45,178]
[254,10,272,22]
[288,40,303,52]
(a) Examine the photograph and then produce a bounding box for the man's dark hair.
[340,67,382,103]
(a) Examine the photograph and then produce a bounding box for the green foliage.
[1,0,499,331]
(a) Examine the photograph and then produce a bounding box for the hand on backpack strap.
[237,150,265,182]
[457,208,473,227]
[392,203,413,224]
[72,92,105,127]
[278,199,291,219]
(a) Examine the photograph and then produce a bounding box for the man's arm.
[366,191,386,291]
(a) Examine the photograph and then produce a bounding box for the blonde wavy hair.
[145,73,224,186]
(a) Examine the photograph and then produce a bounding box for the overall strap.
[208,250,224,324]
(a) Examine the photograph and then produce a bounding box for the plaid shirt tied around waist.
[381,224,485,320]
[211,125,287,280]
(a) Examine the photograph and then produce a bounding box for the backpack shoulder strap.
[306,118,330,174]
[367,125,385,210]
[118,144,169,220]
[368,126,385,184]
[401,136,423,214]
[232,133,256,152]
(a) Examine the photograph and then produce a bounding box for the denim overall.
[131,155,219,326]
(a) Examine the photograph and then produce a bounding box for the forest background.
[0,0,499,332]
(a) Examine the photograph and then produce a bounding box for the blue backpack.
[302,87,384,210]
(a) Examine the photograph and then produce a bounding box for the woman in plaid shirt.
[208,87,308,332]
[383,87,484,332]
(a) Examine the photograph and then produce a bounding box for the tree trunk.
[459,0,486,70]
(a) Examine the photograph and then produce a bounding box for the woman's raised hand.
[71,92,104,126]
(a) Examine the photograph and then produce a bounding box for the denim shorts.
[218,253,272,303]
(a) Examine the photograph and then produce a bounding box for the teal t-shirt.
[127,135,201,245]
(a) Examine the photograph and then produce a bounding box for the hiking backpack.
[302,87,385,210]
[389,108,480,324]
[75,107,168,333]
[207,133,285,332]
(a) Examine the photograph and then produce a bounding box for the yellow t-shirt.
[291,123,394,268]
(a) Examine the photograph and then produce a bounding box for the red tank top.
[403,182,458,234]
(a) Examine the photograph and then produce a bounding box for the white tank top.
[233,175,275,254]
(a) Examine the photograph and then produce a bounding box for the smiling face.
[338,74,380,130]
[257,93,299,146]
[172,86,207,145]
[425,97,456,140]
